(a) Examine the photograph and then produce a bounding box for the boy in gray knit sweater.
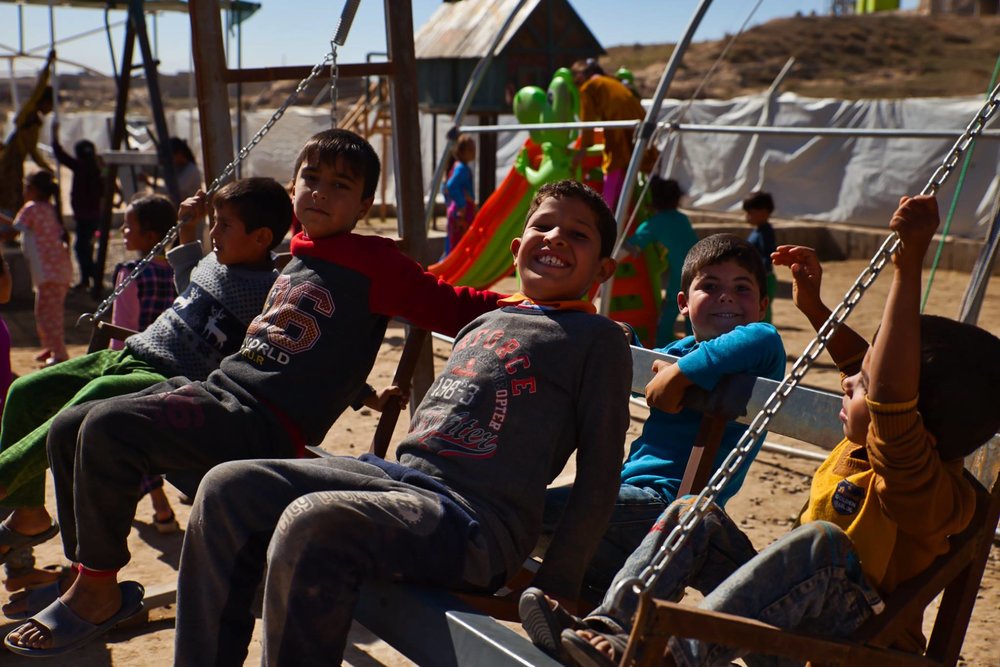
[169,179,634,665]
[0,178,291,616]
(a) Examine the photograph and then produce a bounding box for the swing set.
[12,1,998,664]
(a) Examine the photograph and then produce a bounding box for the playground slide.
[430,141,540,289]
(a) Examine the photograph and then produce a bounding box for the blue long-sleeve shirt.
[620,322,786,506]
[445,161,474,209]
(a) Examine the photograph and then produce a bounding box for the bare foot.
[577,629,617,661]
[0,507,55,558]
[6,574,122,650]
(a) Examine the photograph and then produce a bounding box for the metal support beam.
[188,0,235,195]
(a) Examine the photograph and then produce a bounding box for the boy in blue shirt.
[540,233,785,601]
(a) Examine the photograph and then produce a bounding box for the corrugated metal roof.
[415,0,547,59]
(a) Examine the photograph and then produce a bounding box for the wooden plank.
[188,0,235,190]
[224,62,395,84]
[647,601,938,667]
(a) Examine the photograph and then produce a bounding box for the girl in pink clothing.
[0,171,73,365]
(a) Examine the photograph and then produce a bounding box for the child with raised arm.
[526,195,1000,667]
[4,129,507,656]
[0,179,290,616]
[167,179,632,666]
[537,234,784,604]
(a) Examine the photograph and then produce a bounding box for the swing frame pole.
[599,0,714,317]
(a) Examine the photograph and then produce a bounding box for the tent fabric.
[10,92,997,239]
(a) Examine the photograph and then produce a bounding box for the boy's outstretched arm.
[772,245,869,370]
[867,196,938,404]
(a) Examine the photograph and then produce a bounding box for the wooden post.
[385,0,435,406]
[188,0,235,189]
[478,112,498,202]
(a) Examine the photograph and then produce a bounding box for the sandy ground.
[0,250,996,666]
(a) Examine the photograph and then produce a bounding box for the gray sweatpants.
[173,456,502,667]
[46,377,295,571]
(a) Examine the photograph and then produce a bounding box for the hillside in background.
[2,12,1000,117]
[606,13,1000,100]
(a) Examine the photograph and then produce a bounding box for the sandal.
[0,522,60,566]
[4,580,145,657]
[153,512,179,534]
[561,627,630,667]
[3,580,63,620]
[518,587,586,659]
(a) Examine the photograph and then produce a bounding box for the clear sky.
[1,0,918,77]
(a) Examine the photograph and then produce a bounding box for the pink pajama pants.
[35,282,69,362]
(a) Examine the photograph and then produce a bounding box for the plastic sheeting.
[10,91,997,239]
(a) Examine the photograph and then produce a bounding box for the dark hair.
[523,180,617,258]
[650,176,683,210]
[39,86,54,107]
[74,139,100,174]
[742,191,775,213]
[213,177,293,251]
[452,134,475,161]
[571,58,604,79]
[291,129,381,201]
[169,137,197,165]
[680,233,767,297]
[127,193,176,241]
[910,315,1000,461]
[25,170,58,200]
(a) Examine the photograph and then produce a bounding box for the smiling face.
[679,259,767,341]
[840,351,873,445]
[210,201,271,267]
[510,195,615,302]
[290,156,373,239]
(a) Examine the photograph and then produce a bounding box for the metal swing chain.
[78,53,334,325]
[609,78,1000,618]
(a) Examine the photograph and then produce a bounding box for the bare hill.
[605,12,1000,100]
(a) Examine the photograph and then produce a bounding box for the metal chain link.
[610,78,1000,617]
[79,53,335,325]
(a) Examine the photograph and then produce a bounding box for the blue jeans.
[543,483,669,594]
[589,498,883,667]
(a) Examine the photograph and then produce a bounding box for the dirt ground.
[0,250,996,666]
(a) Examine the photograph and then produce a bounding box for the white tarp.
[12,91,997,239]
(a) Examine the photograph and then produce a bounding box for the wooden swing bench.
[114,325,996,667]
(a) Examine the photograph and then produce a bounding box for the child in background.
[51,125,104,291]
[0,171,72,366]
[171,179,631,666]
[528,195,1000,667]
[444,133,477,253]
[0,178,291,617]
[537,234,784,608]
[618,176,699,345]
[109,195,179,534]
[742,191,777,323]
[5,129,507,655]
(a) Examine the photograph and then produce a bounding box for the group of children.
[0,126,993,667]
